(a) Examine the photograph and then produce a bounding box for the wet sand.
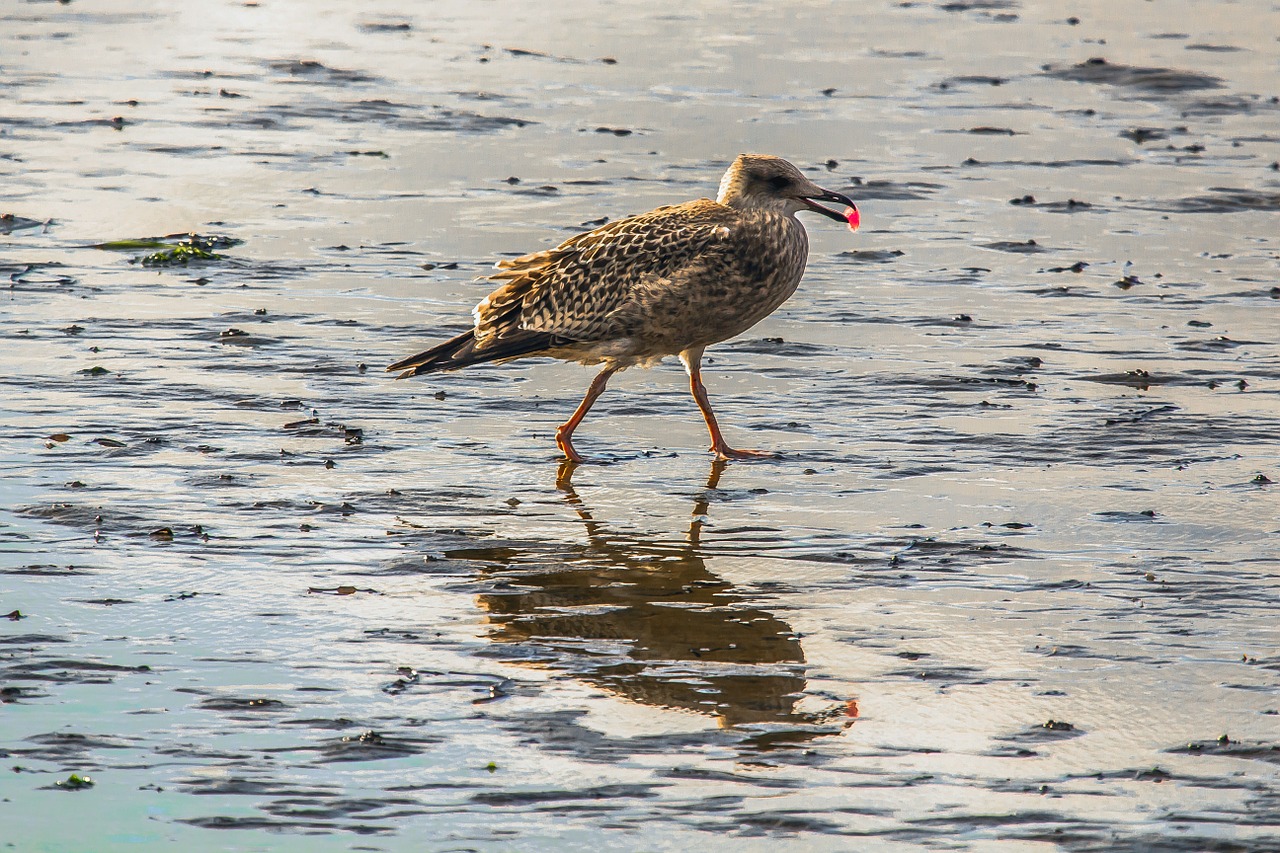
[2,0,1278,850]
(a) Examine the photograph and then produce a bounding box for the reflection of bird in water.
[475,459,857,732]
[388,155,859,462]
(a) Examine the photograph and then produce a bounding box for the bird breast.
[629,210,809,353]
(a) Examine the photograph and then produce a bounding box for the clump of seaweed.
[138,240,222,266]
[94,233,242,267]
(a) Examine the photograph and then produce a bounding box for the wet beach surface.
[3,0,1279,850]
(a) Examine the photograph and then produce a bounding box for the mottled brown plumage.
[388,154,858,461]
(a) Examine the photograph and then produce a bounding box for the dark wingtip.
[385,357,417,374]
[385,329,480,376]
[385,358,419,375]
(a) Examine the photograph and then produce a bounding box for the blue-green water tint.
[2,0,1278,850]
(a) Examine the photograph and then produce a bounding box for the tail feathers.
[386,328,564,377]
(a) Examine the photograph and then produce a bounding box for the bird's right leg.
[556,367,618,462]
[680,347,774,460]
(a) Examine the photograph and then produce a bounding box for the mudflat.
[2,1,1277,850]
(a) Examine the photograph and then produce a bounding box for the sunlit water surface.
[2,0,1278,850]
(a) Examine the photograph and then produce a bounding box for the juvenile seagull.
[388,154,859,462]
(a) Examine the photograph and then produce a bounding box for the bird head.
[716,154,859,230]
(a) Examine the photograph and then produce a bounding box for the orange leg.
[556,367,617,462]
[680,348,774,460]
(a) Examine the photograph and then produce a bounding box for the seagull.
[388,154,859,462]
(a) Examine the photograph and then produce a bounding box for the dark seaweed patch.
[841,180,941,201]
[315,730,438,762]
[836,249,906,263]
[13,731,136,761]
[881,665,990,684]
[727,338,832,357]
[358,20,413,34]
[1167,736,1280,765]
[937,0,1017,10]
[0,213,47,234]
[1083,371,1186,389]
[5,262,78,290]
[981,239,1050,253]
[266,59,379,84]
[470,783,659,806]
[995,720,1086,744]
[1140,188,1280,213]
[940,75,1008,89]
[1015,198,1097,213]
[244,98,531,133]
[198,696,290,713]
[1042,58,1224,92]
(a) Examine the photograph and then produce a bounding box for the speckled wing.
[473,199,738,349]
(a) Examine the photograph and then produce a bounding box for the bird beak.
[799,189,860,230]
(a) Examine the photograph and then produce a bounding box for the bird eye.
[767,175,791,191]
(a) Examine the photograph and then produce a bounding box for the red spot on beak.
[845,205,861,232]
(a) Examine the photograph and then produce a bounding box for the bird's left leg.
[556,366,618,462]
[679,348,774,460]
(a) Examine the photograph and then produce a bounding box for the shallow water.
[3,0,1279,850]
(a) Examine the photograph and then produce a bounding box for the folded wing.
[389,199,737,376]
